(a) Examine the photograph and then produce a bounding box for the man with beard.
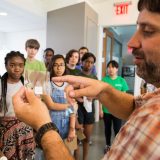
[12,0,160,159]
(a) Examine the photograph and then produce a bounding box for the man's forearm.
[41,130,74,160]
[98,83,135,120]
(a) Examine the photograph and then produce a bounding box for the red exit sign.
[114,1,132,15]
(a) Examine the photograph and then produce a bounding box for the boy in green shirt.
[100,60,128,153]
[25,39,46,71]
[24,39,47,159]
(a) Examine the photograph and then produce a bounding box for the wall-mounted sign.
[114,1,132,15]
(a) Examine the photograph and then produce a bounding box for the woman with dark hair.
[0,51,35,160]
[49,54,76,142]
[50,54,66,77]
[76,46,97,76]
[100,60,128,154]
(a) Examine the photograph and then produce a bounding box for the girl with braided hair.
[0,51,35,160]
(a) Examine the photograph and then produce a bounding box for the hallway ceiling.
[0,0,135,41]
[0,0,108,32]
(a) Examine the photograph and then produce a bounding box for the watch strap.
[35,122,59,148]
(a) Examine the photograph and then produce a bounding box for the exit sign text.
[114,1,132,15]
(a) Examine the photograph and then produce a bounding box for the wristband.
[35,122,59,148]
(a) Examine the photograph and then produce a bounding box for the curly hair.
[5,51,26,66]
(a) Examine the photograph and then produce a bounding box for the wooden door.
[102,28,114,77]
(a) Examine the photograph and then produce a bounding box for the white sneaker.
[89,140,93,145]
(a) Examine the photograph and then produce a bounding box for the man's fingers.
[25,88,38,104]
[52,75,89,85]
[69,88,93,98]
[52,75,75,84]
[13,86,25,107]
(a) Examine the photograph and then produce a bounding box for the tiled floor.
[79,120,108,160]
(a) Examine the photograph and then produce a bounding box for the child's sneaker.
[104,145,110,154]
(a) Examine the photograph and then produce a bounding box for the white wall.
[5,29,46,58]
[0,29,46,75]
[0,32,5,48]
[0,32,8,75]
[92,0,139,26]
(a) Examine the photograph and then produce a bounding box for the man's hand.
[13,87,51,131]
[52,75,106,102]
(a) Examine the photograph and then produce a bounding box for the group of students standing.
[0,39,98,160]
[0,38,128,160]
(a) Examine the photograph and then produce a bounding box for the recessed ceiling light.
[0,12,8,16]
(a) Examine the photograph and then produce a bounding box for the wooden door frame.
[102,28,114,77]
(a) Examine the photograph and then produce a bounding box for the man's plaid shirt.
[102,89,160,160]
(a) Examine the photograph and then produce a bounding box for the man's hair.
[138,0,160,13]
[81,52,96,63]
[79,46,89,52]
[25,39,40,49]
[65,49,80,64]
[5,51,26,66]
[107,60,119,68]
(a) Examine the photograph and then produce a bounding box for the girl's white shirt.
[0,81,22,117]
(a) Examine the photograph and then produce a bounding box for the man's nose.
[127,30,141,51]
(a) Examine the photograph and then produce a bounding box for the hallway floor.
[79,120,108,160]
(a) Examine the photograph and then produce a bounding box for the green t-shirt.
[25,59,46,71]
[66,67,82,76]
[102,75,128,114]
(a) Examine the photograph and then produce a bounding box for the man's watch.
[35,122,59,148]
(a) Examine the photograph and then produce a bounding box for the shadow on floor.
[79,120,106,160]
